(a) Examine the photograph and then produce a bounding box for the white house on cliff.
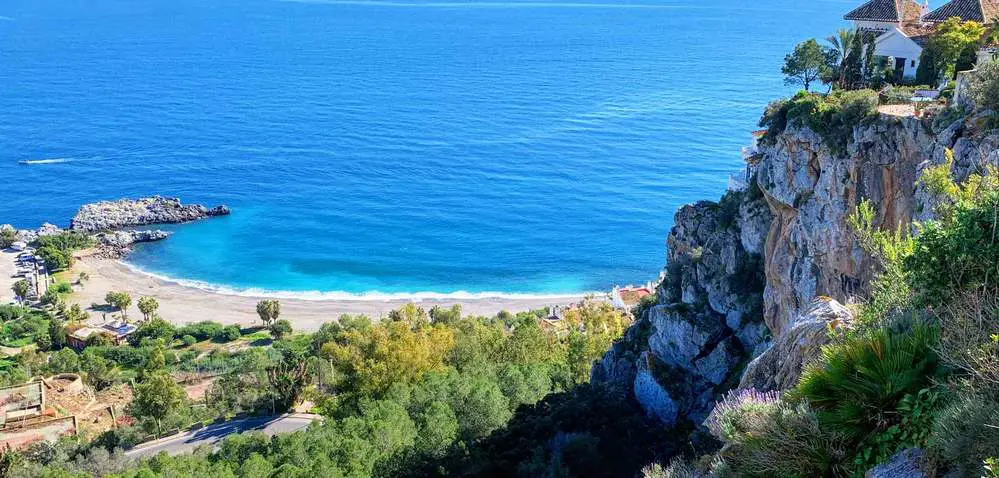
[845,0,998,79]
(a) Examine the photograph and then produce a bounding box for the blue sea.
[0,0,847,297]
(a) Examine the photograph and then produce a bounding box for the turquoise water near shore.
[0,0,846,296]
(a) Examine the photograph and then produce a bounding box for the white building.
[845,0,998,80]
[844,0,932,79]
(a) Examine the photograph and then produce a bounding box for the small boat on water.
[17,158,71,165]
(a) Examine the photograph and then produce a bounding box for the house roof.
[617,287,652,306]
[846,0,925,22]
[925,0,999,22]
[901,22,938,45]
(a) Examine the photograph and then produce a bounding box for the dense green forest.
[4,301,676,477]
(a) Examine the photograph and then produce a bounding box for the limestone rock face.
[738,297,853,392]
[592,111,998,434]
[757,116,999,336]
[633,357,679,426]
[71,196,230,232]
[594,191,772,426]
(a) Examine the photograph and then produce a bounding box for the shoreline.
[115,259,597,302]
[65,257,595,331]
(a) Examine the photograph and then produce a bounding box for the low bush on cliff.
[707,389,848,477]
[758,89,879,156]
[930,392,999,476]
[909,160,999,307]
[969,58,999,112]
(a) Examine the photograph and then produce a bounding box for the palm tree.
[826,28,857,85]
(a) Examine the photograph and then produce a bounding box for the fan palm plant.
[793,325,942,441]
[826,28,857,86]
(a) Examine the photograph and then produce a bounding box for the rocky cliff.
[594,111,999,434]
[592,190,772,427]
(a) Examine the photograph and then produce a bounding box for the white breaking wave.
[118,260,600,301]
[17,157,103,165]
[19,158,73,165]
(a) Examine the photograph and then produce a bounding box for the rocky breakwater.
[70,196,230,259]
[91,230,172,259]
[70,196,230,233]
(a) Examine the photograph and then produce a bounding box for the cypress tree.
[916,47,940,86]
[862,33,877,86]
[843,33,865,89]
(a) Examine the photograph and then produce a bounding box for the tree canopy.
[782,38,833,91]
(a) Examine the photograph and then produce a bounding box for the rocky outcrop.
[738,297,853,392]
[594,190,772,426]
[92,230,172,259]
[70,196,230,232]
[757,115,999,336]
[592,111,998,439]
[4,222,65,244]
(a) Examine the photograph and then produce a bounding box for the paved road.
[125,414,320,458]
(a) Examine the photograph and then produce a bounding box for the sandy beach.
[64,257,591,331]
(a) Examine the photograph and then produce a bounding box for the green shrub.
[910,161,999,306]
[1,315,48,347]
[931,105,967,132]
[794,326,944,470]
[34,334,52,351]
[849,200,916,328]
[758,90,879,157]
[986,458,999,478]
[715,190,744,230]
[128,319,177,346]
[34,232,93,251]
[217,325,241,342]
[81,353,119,391]
[271,319,293,340]
[969,59,999,111]
[0,227,15,249]
[707,389,848,477]
[34,232,93,271]
[49,281,72,295]
[48,348,80,373]
[0,305,29,322]
[758,99,790,147]
[177,321,224,341]
[632,293,659,321]
[39,288,62,306]
[935,290,999,390]
[181,335,197,346]
[85,332,115,347]
[930,393,999,475]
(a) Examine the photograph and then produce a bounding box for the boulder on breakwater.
[92,229,172,259]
